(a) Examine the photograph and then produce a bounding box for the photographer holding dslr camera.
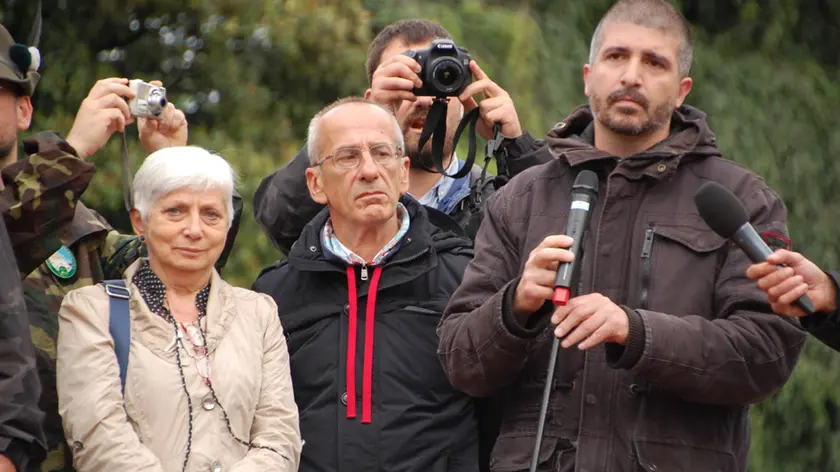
[253,19,553,251]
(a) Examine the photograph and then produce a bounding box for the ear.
[583,64,592,97]
[15,96,32,131]
[130,209,147,237]
[397,156,410,194]
[675,76,693,108]
[305,167,329,205]
[364,88,373,100]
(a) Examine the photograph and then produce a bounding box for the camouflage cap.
[0,24,40,97]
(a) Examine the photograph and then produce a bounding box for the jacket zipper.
[639,226,655,310]
[360,263,369,281]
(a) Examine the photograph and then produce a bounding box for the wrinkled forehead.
[320,105,399,150]
[155,187,228,207]
[598,22,681,60]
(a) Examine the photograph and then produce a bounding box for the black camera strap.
[416,98,479,180]
[120,133,134,213]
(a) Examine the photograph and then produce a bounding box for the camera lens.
[435,64,459,87]
[147,88,167,116]
[429,58,465,94]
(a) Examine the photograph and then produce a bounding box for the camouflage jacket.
[1,132,243,471]
[0,207,47,471]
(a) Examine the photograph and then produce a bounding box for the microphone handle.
[734,224,816,315]
[554,193,595,290]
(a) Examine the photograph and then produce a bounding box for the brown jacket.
[57,259,301,471]
[438,105,807,472]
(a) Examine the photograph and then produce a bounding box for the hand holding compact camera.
[65,78,185,160]
[65,77,136,159]
[133,80,188,155]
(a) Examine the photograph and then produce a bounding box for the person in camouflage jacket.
[0,23,242,471]
[0,200,47,471]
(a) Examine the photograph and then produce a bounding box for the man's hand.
[0,454,16,472]
[513,235,574,316]
[551,293,629,350]
[458,60,523,140]
[66,78,135,159]
[369,54,424,110]
[138,81,188,155]
[746,249,837,317]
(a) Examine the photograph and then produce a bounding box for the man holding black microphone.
[437,1,806,471]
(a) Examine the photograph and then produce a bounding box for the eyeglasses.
[315,143,403,169]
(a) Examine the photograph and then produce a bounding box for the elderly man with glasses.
[253,96,480,472]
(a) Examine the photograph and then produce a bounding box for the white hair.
[132,146,237,228]
[305,97,405,166]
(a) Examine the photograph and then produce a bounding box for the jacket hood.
[544,104,722,168]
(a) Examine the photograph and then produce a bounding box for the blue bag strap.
[100,280,131,394]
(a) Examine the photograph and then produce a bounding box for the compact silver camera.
[128,79,167,120]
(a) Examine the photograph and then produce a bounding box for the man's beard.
[590,87,673,137]
[401,110,456,171]
[0,136,16,168]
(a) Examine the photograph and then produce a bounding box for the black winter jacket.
[253,197,479,472]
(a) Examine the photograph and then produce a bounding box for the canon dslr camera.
[403,39,472,97]
[128,79,167,120]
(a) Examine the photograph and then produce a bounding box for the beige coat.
[57,259,301,471]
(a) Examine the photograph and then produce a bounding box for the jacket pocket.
[638,218,727,315]
[633,439,738,472]
[285,319,330,356]
[404,305,443,316]
[490,435,555,472]
[489,435,575,472]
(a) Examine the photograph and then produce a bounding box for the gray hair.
[588,0,693,78]
[306,97,404,166]
[132,146,236,228]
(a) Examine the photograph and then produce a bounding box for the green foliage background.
[3,0,840,469]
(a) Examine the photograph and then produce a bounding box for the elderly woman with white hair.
[56,146,301,472]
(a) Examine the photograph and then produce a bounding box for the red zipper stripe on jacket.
[345,266,358,419]
[362,266,383,424]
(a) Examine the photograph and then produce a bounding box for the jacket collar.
[289,195,434,269]
[545,104,722,180]
[120,258,236,361]
[286,195,471,292]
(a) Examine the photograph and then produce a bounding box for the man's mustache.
[608,88,648,109]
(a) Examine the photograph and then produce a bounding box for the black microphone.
[553,170,599,306]
[694,181,815,315]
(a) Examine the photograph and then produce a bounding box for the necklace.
[159,296,286,471]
